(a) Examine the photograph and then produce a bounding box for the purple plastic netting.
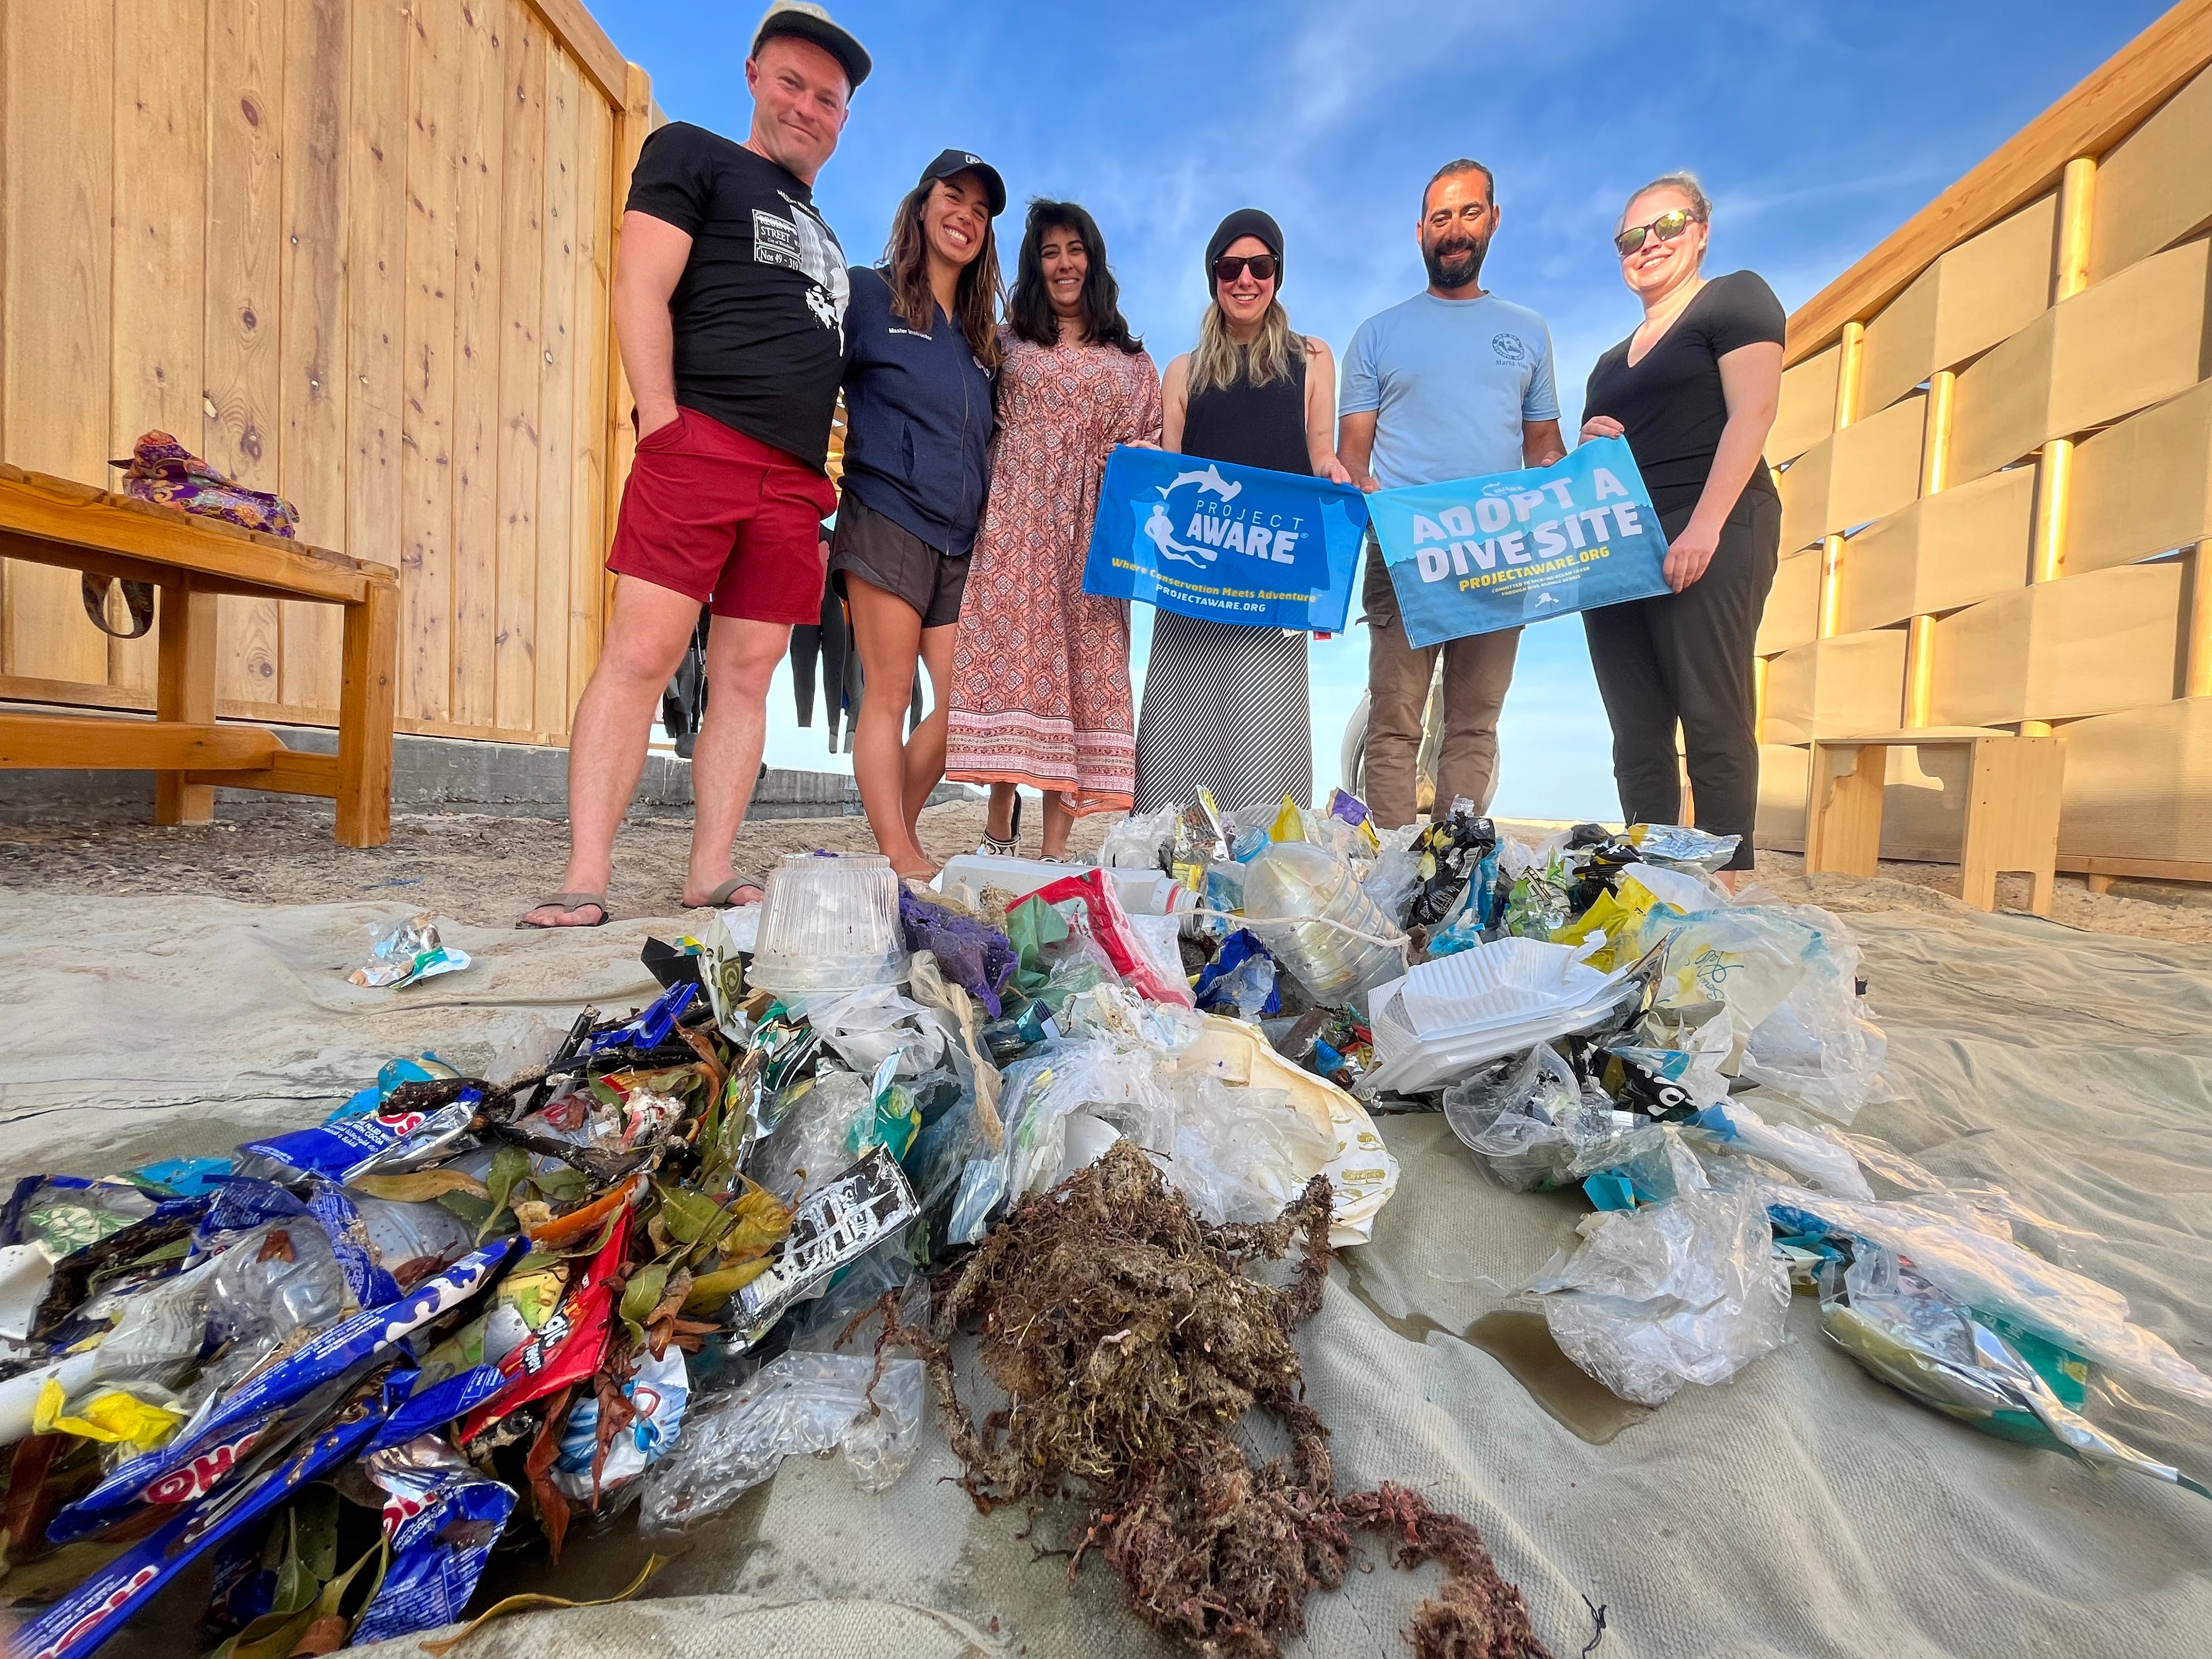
[899,887,1018,1018]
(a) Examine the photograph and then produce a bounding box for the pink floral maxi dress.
[945,331,1162,814]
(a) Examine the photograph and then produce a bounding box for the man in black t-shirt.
[522,4,872,929]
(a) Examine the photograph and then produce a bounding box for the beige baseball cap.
[752,2,872,91]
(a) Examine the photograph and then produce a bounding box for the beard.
[1423,229,1489,290]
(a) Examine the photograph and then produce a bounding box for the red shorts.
[606,407,838,624]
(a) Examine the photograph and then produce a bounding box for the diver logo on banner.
[1084,445,1368,631]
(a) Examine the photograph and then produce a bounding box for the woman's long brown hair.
[882,177,1005,370]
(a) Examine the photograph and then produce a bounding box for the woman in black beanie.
[1131,209,1351,814]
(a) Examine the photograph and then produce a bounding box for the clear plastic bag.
[1821,1246,2211,1501]
[637,1350,926,1539]
[1694,1098,1874,1200]
[1618,860,1725,915]
[1766,1184,2212,1404]
[1737,903,1889,1124]
[1839,1135,2096,1263]
[908,952,1003,1153]
[1003,1041,1172,1201]
[747,1068,878,1206]
[1100,806,1181,871]
[1528,1181,1791,1405]
[1623,823,1742,874]
[804,983,950,1077]
[1635,902,1818,1039]
[1164,1076,1334,1226]
[1442,1045,1628,1192]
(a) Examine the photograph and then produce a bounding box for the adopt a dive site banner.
[1082,445,1369,633]
[1368,436,1672,646]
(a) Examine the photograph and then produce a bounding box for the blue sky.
[597,0,2168,819]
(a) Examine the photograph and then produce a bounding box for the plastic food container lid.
[747,851,910,996]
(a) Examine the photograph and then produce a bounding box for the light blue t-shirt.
[1339,292,1559,489]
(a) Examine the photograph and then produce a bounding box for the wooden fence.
[0,0,652,746]
[1756,0,2212,885]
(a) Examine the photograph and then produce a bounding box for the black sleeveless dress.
[1131,349,1314,814]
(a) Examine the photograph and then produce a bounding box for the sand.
[3,807,2209,1659]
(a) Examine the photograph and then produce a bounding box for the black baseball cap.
[752,3,871,92]
[918,148,1007,217]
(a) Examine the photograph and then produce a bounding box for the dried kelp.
[904,1142,1551,1659]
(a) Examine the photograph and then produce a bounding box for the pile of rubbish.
[1305,803,2211,1500]
[4,791,2203,1657]
[0,829,1479,1658]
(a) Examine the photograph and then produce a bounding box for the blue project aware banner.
[1368,436,1672,647]
[1082,445,1369,633]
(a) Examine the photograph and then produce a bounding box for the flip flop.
[517,891,610,929]
[693,875,766,909]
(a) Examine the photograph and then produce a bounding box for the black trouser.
[1581,489,1780,872]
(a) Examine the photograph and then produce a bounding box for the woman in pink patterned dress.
[945,199,1161,859]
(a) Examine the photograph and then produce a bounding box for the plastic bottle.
[1240,841,1406,1002]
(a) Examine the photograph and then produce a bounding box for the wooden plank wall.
[0,0,645,745]
[1754,0,2212,879]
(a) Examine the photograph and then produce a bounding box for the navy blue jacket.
[838,266,995,557]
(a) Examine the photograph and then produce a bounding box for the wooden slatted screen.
[0,0,652,745]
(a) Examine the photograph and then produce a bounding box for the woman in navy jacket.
[833,149,1006,877]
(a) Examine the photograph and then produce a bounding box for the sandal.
[693,874,766,909]
[517,891,610,929]
[978,793,1023,857]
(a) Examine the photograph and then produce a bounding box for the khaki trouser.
[1361,541,1521,830]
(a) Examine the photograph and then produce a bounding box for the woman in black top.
[1580,172,1784,881]
[1131,210,1351,813]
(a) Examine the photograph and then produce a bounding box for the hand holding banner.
[1082,445,1370,633]
[1367,436,1672,646]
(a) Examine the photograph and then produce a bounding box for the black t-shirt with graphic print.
[625,122,849,471]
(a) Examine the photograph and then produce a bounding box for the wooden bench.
[0,464,398,847]
[1803,727,2064,916]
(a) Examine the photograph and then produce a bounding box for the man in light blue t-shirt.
[1339,158,1565,827]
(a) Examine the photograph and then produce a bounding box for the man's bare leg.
[900,623,957,862]
[683,613,792,906]
[522,575,703,926]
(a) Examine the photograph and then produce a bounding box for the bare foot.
[684,876,765,909]
[518,898,607,928]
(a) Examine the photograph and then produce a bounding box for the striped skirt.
[1132,613,1311,815]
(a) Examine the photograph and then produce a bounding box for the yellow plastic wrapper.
[1552,874,1674,972]
[1269,793,1308,844]
[33,1380,185,1451]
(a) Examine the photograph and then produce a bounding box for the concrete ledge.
[0,708,972,823]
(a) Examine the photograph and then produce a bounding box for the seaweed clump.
[904,1141,1553,1659]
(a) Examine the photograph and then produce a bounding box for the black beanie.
[1205,208,1284,289]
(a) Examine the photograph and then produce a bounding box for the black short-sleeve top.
[1581,269,1786,517]
[624,121,849,471]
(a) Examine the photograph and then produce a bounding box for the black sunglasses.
[1214,253,1278,285]
[1614,207,1703,256]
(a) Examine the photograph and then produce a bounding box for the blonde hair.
[1188,298,1305,397]
[1618,171,1712,233]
